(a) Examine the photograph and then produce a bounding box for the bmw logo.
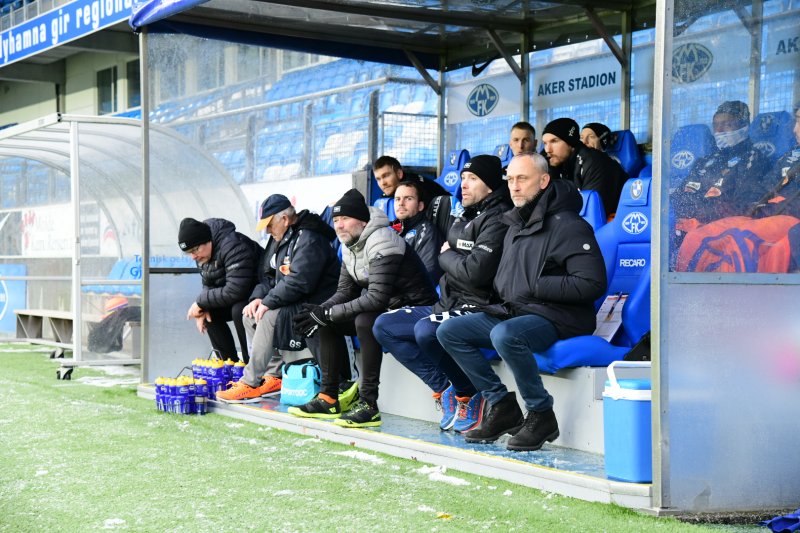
[630,179,644,199]
[467,83,499,117]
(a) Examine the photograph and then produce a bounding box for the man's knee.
[372,313,393,343]
[414,318,438,348]
[489,321,518,350]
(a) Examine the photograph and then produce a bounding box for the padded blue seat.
[533,177,652,373]
[670,124,715,190]
[606,130,644,178]
[579,190,607,232]
[493,144,513,167]
[435,149,470,201]
[750,111,794,165]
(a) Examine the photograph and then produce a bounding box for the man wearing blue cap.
[217,194,340,403]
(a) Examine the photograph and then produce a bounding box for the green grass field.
[0,345,764,532]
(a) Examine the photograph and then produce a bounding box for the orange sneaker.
[216,381,264,403]
[254,375,282,397]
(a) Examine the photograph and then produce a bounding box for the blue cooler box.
[602,361,652,483]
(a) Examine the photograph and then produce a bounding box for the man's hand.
[440,241,451,253]
[292,304,332,337]
[187,302,204,319]
[254,303,269,322]
[194,314,209,334]
[243,298,262,319]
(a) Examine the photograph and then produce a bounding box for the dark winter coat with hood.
[492,180,607,339]
[196,218,261,310]
[434,189,512,314]
[396,211,444,283]
[323,207,437,322]
[549,143,627,216]
[252,210,341,351]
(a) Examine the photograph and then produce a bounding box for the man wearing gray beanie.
[542,117,627,216]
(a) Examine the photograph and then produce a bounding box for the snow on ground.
[333,450,385,465]
[75,376,139,388]
[416,465,470,486]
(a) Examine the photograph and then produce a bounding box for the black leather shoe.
[464,391,524,443]
[506,408,559,451]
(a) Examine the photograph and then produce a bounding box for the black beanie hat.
[543,118,582,148]
[714,100,750,126]
[178,218,212,251]
[582,122,612,149]
[461,155,504,192]
[332,189,370,222]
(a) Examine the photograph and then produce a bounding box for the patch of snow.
[75,377,139,388]
[417,505,436,513]
[273,489,295,496]
[333,450,385,465]
[35,469,48,476]
[503,490,513,496]
[293,438,319,447]
[225,422,244,429]
[488,485,497,490]
[102,518,126,529]
[415,465,470,486]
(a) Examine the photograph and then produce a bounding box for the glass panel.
[127,60,141,110]
[668,0,800,274]
[97,66,118,116]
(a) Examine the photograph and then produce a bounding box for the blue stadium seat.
[637,163,652,178]
[750,111,795,165]
[669,124,715,190]
[579,190,607,232]
[435,149,470,200]
[606,130,644,178]
[533,177,652,373]
[493,144,513,167]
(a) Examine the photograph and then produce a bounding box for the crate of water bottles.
[153,351,246,415]
[154,373,209,415]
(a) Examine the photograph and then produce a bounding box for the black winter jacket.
[493,180,607,339]
[323,207,437,322]
[397,211,444,282]
[434,189,512,314]
[196,218,261,310]
[251,210,340,350]
[549,144,627,216]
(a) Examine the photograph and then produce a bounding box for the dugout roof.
[131,0,659,71]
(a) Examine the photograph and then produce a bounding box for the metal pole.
[748,0,763,116]
[651,0,673,512]
[69,119,82,361]
[621,10,632,130]
[437,61,446,174]
[140,29,151,383]
[521,33,530,123]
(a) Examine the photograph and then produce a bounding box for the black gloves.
[292,304,332,337]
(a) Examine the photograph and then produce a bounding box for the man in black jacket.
[290,189,437,428]
[216,194,340,403]
[179,217,261,363]
[543,117,627,216]
[392,179,444,281]
[373,155,512,433]
[437,153,607,451]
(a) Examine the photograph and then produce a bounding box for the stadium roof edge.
[130,0,657,72]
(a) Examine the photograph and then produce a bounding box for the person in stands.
[542,117,627,216]
[290,189,437,427]
[216,194,340,403]
[179,217,261,363]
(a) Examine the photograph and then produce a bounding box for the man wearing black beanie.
[290,188,437,427]
[179,217,262,363]
[542,117,627,216]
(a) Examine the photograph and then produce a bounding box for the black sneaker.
[333,399,382,427]
[463,391,524,443]
[506,408,560,451]
[287,395,341,419]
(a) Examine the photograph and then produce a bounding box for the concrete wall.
[64,51,138,116]
[0,81,57,125]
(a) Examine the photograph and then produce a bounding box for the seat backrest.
[579,190,606,232]
[594,177,651,303]
[493,144,513,167]
[435,149,470,200]
[750,111,794,165]
[670,124,715,189]
[606,130,643,178]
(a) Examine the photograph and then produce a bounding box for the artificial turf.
[0,345,763,532]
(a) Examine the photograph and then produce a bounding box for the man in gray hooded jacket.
[290,189,437,428]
